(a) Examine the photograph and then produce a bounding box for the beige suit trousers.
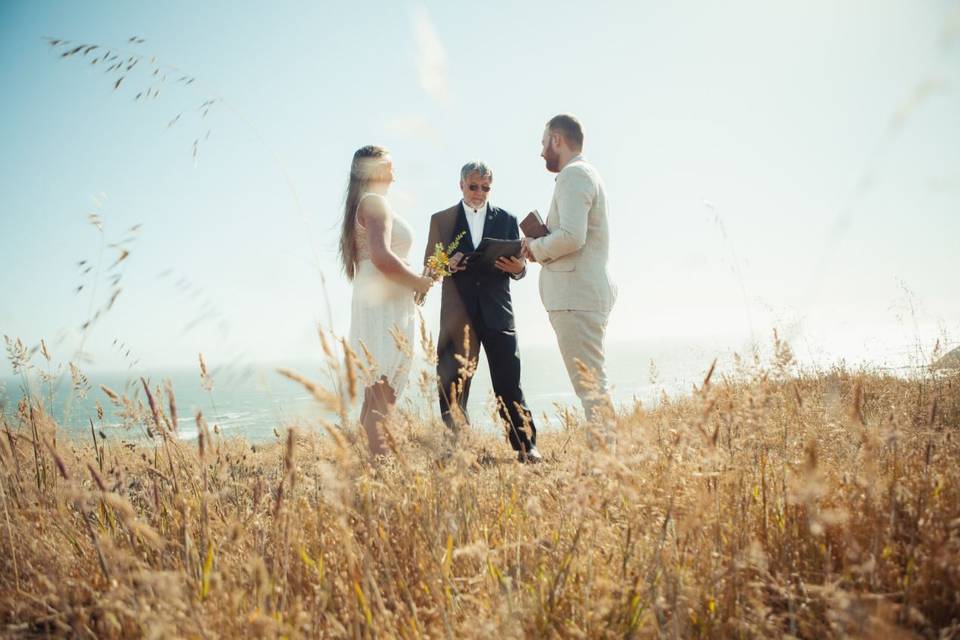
[548,310,612,425]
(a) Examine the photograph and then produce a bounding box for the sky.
[1,0,959,375]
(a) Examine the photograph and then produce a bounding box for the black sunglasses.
[467,184,491,192]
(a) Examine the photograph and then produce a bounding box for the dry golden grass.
[1,348,959,638]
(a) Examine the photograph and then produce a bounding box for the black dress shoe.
[518,446,543,464]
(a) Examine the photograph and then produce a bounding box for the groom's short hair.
[460,160,493,182]
[547,114,584,151]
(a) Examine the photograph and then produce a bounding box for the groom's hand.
[495,256,526,274]
[521,238,537,263]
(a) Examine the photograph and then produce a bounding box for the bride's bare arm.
[359,196,432,294]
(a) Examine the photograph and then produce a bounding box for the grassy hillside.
[1,349,958,638]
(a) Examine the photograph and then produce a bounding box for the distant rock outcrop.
[932,346,960,371]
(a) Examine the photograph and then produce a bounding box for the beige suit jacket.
[529,155,616,312]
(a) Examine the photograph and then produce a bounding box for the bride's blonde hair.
[340,145,389,280]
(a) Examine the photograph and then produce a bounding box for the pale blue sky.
[1,0,958,372]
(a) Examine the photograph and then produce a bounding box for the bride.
[339,145,433,456]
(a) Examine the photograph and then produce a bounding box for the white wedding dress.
[349,193,417,396]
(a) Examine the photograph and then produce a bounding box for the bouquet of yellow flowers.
[416,231,466,305]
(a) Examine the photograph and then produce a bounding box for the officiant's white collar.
[461,200,489,215]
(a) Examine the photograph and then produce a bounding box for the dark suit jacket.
[424,203,525,333]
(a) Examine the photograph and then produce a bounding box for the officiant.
[423,161,542,463]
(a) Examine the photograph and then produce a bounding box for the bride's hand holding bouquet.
[416,231,467,305]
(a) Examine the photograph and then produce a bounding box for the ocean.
[1,340,733,444]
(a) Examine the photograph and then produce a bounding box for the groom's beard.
[544,149,561,173]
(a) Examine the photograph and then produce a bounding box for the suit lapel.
[481,205,498,241]
[447,203,500,251]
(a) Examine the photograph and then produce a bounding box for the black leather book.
[466,238,523,270]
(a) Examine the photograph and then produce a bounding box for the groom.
[522,114,616,436]
[425,161,542,463]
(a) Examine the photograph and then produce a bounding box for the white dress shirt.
[461,200,487,247]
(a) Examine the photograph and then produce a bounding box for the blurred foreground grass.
[1,345,958,638]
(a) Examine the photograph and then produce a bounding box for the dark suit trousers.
[437,314,536,452]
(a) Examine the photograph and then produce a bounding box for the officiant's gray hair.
[460,160,493,182]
